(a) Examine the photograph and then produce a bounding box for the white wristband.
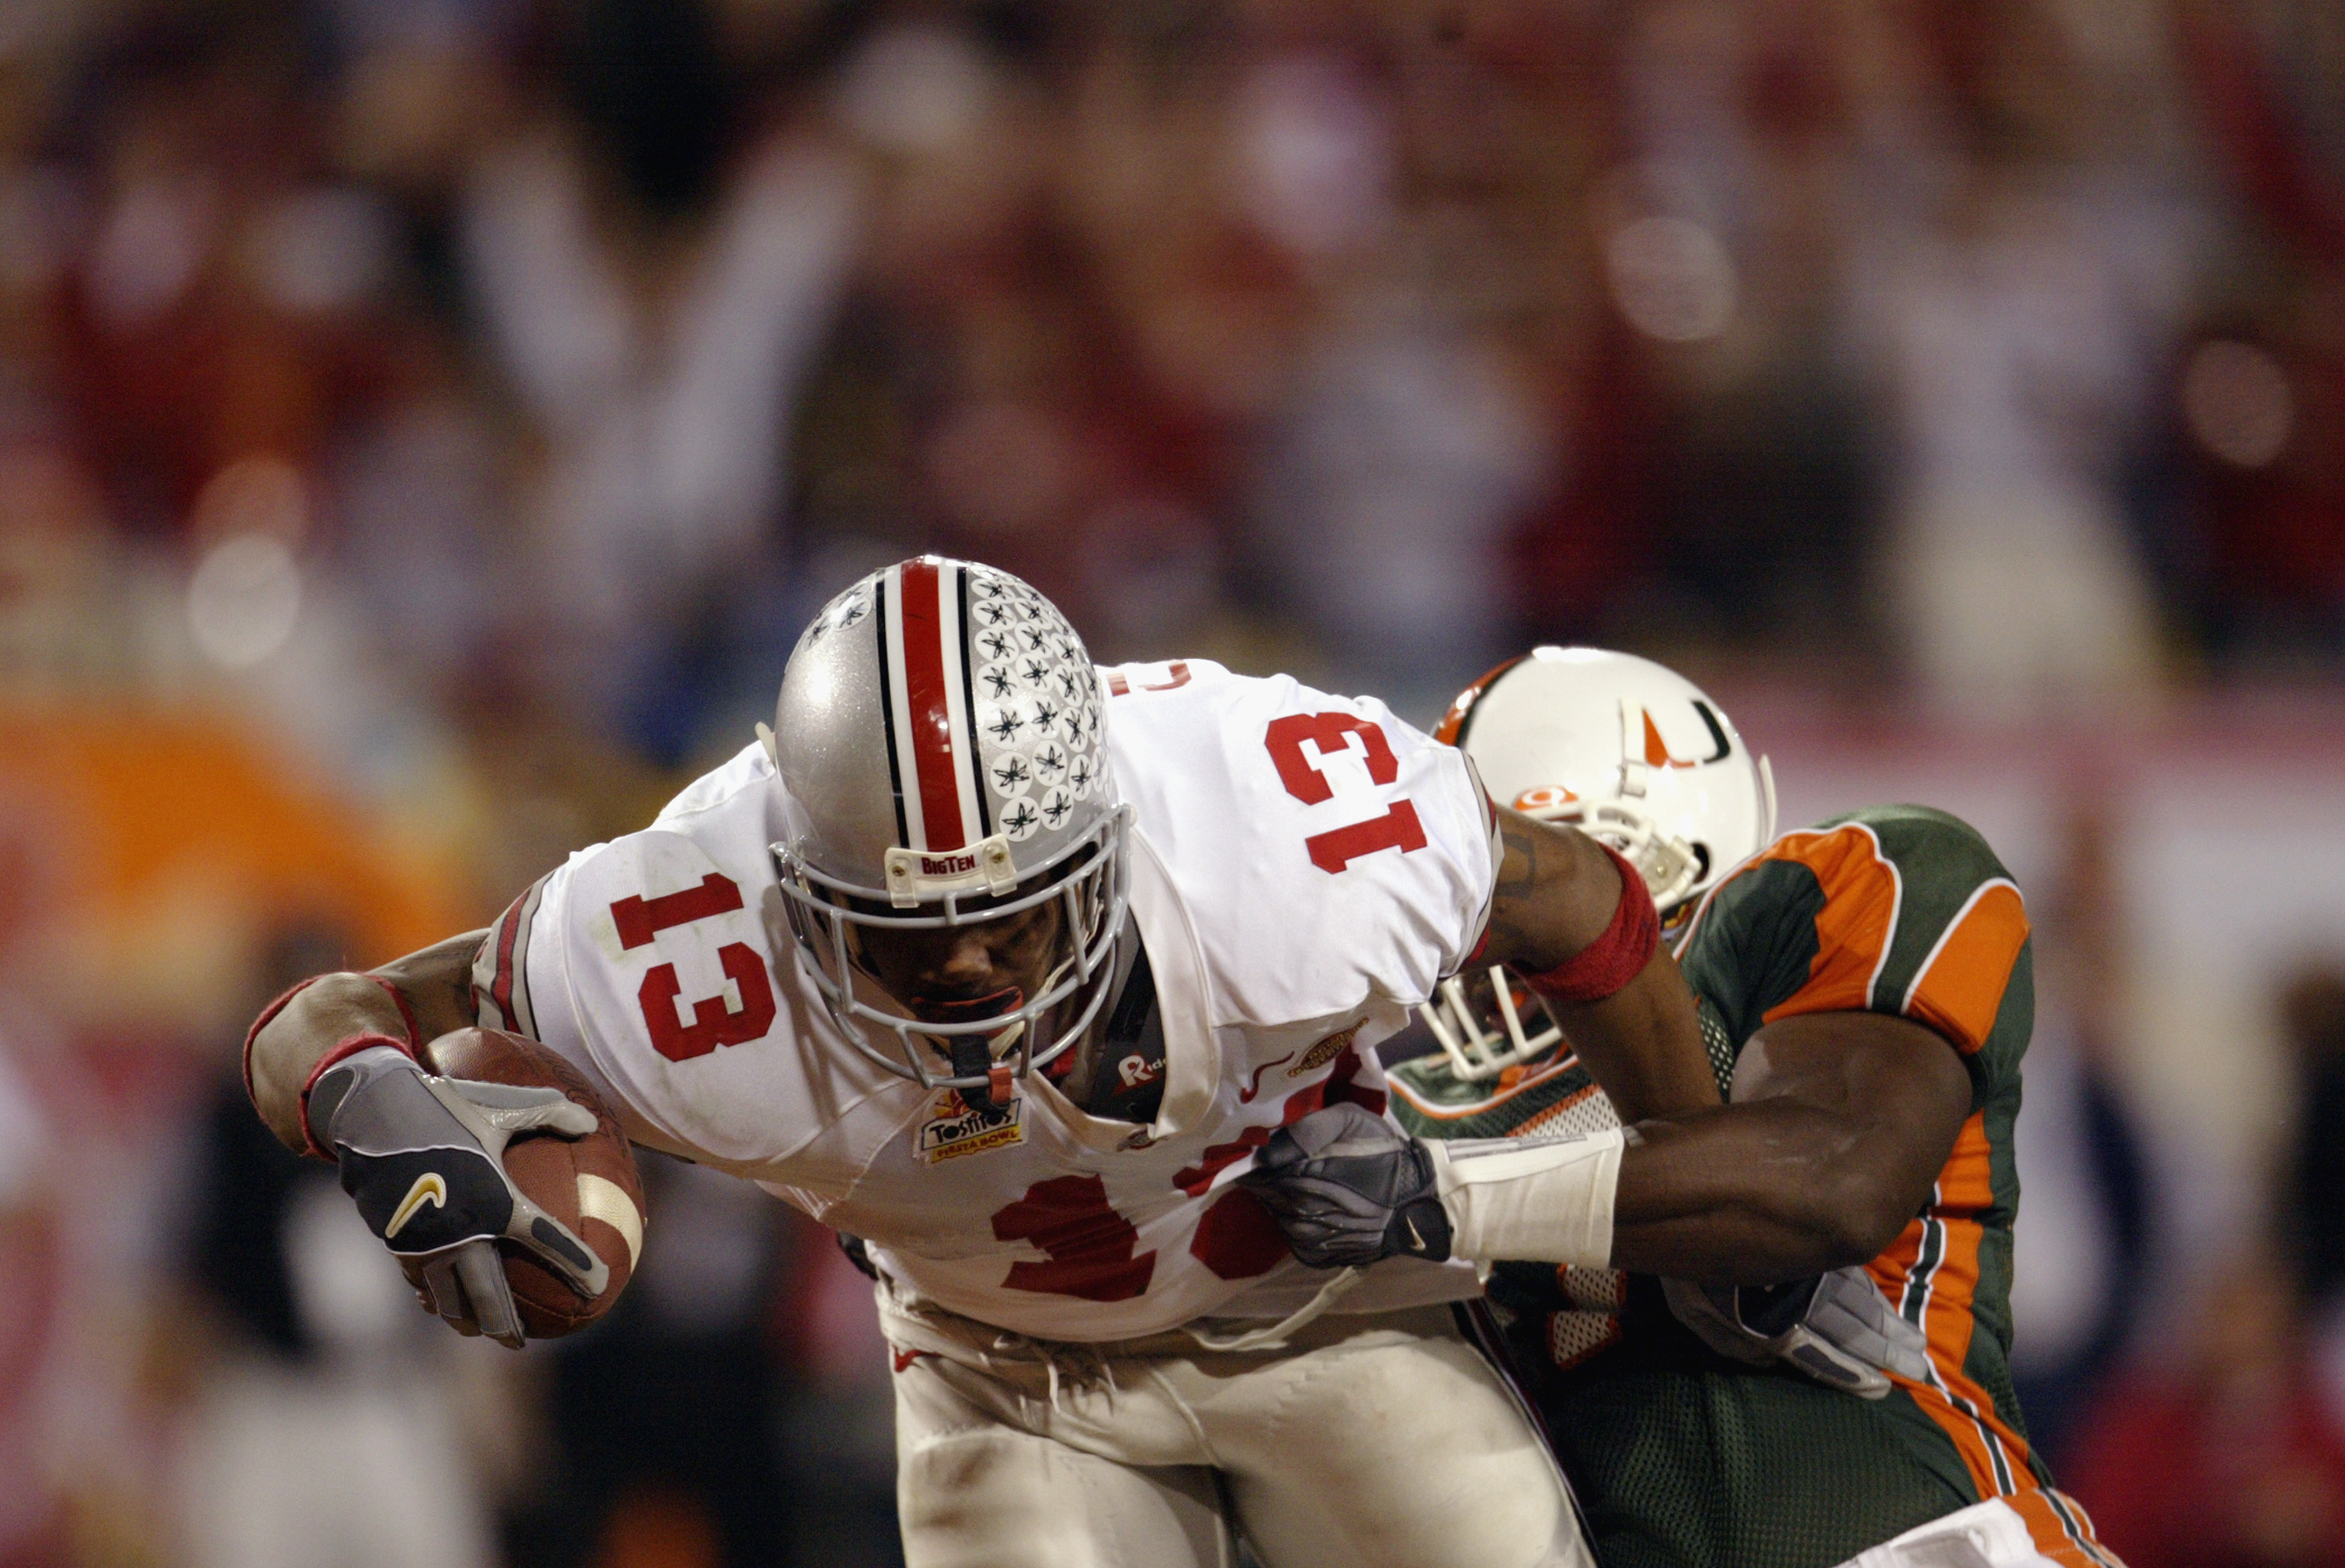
[1426,1129,1624,1268]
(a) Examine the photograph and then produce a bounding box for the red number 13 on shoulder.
[1263,714,1428,874]
[609,873,778,1061]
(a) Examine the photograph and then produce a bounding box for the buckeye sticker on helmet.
[799,587,871,648]
[988,752,1034,799]
[978,701,1032,749]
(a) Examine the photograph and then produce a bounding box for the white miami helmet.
[766,557,1129,1096]
[1419,645,1775,1080]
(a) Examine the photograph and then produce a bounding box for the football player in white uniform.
[243,560,1722,1568]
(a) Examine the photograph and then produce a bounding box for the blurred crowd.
[1,0,2344,1564]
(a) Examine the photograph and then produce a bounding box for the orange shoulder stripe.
[1754,824,1901,1024]
[1902,880,2030,1057]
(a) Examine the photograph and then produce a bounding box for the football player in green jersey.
[1237,648,2121,1568]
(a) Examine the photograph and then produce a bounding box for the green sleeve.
[1677,805,2032,1101]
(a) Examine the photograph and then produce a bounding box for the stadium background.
[1,1,2343,1564]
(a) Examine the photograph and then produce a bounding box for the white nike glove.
[1661,1268,1932,1399]
[309,1043,608,1348]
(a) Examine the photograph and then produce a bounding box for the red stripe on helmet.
[898,560,968,851]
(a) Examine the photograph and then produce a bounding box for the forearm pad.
[1429,1129,1624,1267]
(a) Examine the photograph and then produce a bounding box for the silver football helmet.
[766,557,1130,1095]
[1421,646,1777,1081]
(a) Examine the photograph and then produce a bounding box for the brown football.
[412,1026,646,1339]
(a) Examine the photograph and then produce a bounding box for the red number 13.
[1263,714,1428,874]
[610,873,778,1061]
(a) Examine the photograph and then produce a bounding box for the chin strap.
[916,947,1090,1112]
[918,988,1027,1111]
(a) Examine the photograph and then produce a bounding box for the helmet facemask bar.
[1418,966,1565,1083]
[772,805,1132,1091]
[1522,794,1703,913]
[1422,786,1717,1085]
[1420,773,1758,1083]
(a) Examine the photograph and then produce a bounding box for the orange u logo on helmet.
[1639,702,1736,769]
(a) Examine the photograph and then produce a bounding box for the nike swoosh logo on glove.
[386,1172,449,1239]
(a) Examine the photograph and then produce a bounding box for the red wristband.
[298,1031,416,1162]
[1517,842,1659,1004]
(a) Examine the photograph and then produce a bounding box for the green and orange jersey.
[1390,805,2121,1568]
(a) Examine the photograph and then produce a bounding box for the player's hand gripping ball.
[311,1026,646,1345]
[407,1027,646,1340]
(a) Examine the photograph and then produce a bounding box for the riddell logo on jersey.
[1288,1023,1363,1077]
[920,852,978,876]
[918,1092,1027,1165]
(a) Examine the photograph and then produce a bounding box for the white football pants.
[1839,1498,2092,1568]
[879,1286,1592,1568]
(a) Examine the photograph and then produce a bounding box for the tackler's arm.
[1263,1009,1971,1284]
[1607,1008,1974,1285]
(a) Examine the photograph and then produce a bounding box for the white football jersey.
[474,658,1501,1341]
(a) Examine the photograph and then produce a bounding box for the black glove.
[1661,1267,1932,1399]
[1236,1101,1453,1268]
[309,1044,609,1348]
